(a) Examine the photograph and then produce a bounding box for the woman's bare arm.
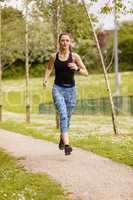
[43,53,56,87]
[74,53,88,76]
[68,53,88,76]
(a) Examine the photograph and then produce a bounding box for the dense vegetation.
[118,22,133,71]
[1,1,133,79]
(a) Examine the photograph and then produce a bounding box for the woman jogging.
[43,32,88,155]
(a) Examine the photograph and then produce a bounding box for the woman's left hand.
[68,63,78,71]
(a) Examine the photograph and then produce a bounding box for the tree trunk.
[52,0,61,49]
[82,0,119,135]
[25,0,30,123]
[52,0,61,129]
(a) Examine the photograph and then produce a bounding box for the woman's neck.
[58,49,70,61]
[59,49,70,55]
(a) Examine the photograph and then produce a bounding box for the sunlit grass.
[2,72,133,113]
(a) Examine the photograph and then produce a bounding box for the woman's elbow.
[83,69,89,76]
[85,69,89,75]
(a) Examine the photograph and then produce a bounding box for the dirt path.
[0,129,133,200]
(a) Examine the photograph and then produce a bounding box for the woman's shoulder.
[49,52,57,62]
[51,53,57,59]
[72,52,80,61]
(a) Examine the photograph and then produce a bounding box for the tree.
[118,21,133,71]
[1,7,25,67]
[0,0,9,121]
[60,0,99,71]
[52,0,61,49]
[104,21,133,72]
[51,0,61,128]
[25,0,30,123]
[33,0,99,72]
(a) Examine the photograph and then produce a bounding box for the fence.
[39,95,133,115]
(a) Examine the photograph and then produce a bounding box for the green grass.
[72,135,133,166]
[2,71,133,113]
[0,120,57,143]
[0,148,71,200]
[0,119,133,167]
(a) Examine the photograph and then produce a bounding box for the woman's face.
[59,35,71,51]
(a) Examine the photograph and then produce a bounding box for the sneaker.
[65,145,72,155]
[59,137,64,150]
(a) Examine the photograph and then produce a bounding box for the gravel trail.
[0,129,133,200]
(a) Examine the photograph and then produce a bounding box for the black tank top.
[54,52,75,87]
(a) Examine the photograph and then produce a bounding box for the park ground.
[0,72,133,199]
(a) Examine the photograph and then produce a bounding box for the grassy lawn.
[2,71,133,113]
[0,148,71,200]
[0,115,133,167]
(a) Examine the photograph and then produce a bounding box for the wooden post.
[25,0,30,123]
[82,0,119,135]
[0,2,2,121]
[114,0,120,97]
[52,0,61,49]
[52,0,61,129]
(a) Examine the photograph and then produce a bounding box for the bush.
[119,37,133,70]
[3,64,25,79]
[30,63,45,77]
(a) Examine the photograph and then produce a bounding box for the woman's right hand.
[43,80,48,88]
[68,62,79,71]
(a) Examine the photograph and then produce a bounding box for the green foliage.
[61,1,99,71]
[1,1,133,78]
[103,21,133,72]
[1,1,100,77]
[100,4,112,14]
[3,63,25,79]
[119,37,133,69]
[30,63,45,77]
[1,5,54,78]
[1,7,25,67]
[118,21,133,71]
[93,0,132,15]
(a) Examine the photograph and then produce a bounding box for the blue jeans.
[52,84,76,134]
